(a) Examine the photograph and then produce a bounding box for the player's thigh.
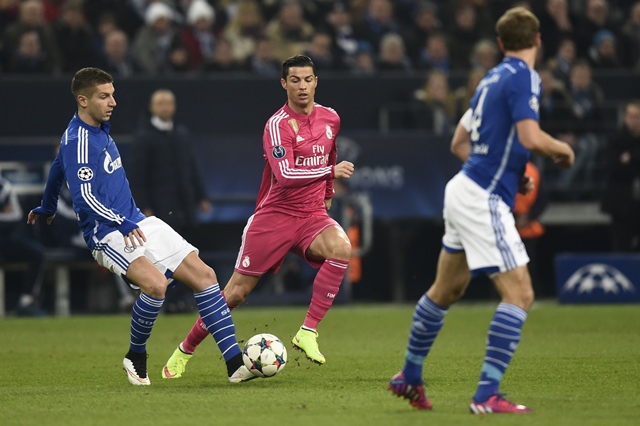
[491,265,534,311]
[306,221,351,260]
[172,251,217,292]
[427,249,471,307]
[235,213,295,275]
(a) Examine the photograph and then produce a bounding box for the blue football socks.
[474,303,527,402]
[402,294,448,384]
[194,284,241,361]
[129,293,164,353]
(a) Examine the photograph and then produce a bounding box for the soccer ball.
[242,333,287,378]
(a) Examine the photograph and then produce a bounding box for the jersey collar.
[73,113,111,134]
[283,102,316,120]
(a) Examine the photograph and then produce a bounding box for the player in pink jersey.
[162,55,355,378]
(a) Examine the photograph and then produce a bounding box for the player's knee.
[520,287,535,311]
[201,265,218,285]
[141,278,167,299]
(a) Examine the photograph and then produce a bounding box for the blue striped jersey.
[462,56,541,210]
[39,114,144,250]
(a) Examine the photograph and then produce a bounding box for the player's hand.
[324,198,332,211]
[334,161,354,179]
[553,146,575,169]
[27,209,56,225]
[124,227,147,249]
[518,175,534,195]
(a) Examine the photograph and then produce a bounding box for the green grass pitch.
[1,303,638,425]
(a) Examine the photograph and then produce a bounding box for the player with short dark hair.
[162,54,355,378]
[27,67,253,386]
[388,8,574,413]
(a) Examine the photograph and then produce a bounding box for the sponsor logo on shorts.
[326,292,336,298]
[242,256,251,268]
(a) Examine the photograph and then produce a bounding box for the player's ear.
[280,78,287,89]
[77,94,88,108]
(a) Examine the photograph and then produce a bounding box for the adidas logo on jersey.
[296,135,305,143]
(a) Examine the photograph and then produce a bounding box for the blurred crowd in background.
[1,0,639,202]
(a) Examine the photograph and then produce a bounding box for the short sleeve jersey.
[255,102,340,217]
[462,56,541,210]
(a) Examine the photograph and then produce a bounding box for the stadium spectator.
[223,0,265,62]
[349,42,376,75]
[414,32,450,73]
[402,1,442,63]
[28,67,252,385]
[324,1,359,60]
[620,1,640,68]
[352,0,401,54]
[265,1,314,62]
[410,69,456,134]
[7,29,54,74]
[131,2,182,74]
[203,37,241,72]
[588,29,621,68]
[161,54,355,378]
[546,37,576,85]
[89,12,119,61]
[447,2,484,70]
[575,0,619,58]
[469,38,500,73]
[180,0,216,71]
[537,0,576,61]
[52,0,95,73]
[0,176,47,316]
[303,30,348,71]
[243,35,280,76]
[98,29,140,77]
[555,60,605,195]
[600,100,640,251]
[388,7,574,413]
[83,0,142,41]
[376,32,412,72]
[0,0,61,73]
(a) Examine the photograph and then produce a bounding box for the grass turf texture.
[1,303,638,426]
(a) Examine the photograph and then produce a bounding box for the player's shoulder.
[265,106,291,130]
[314,103,339,118]
[501,62,540,91]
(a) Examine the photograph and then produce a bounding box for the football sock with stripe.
[194,284,241,362]
[129,293,164,353]
[473,303,527,402]
[402,294,448,384]
[181,290,235,354]
[303,258,349,330]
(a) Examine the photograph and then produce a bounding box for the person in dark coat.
[601,99,640,251]
[128,89,212,313]
[129,89,212,235]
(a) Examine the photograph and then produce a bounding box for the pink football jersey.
[255,102,340,217]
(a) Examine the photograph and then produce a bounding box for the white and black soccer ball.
[242,333,287,378]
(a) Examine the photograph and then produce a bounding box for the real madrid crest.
[325,125,333,140]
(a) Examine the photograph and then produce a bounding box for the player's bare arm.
[450,121,471,163]
[516,119,575,167]
[334,161,354,179]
